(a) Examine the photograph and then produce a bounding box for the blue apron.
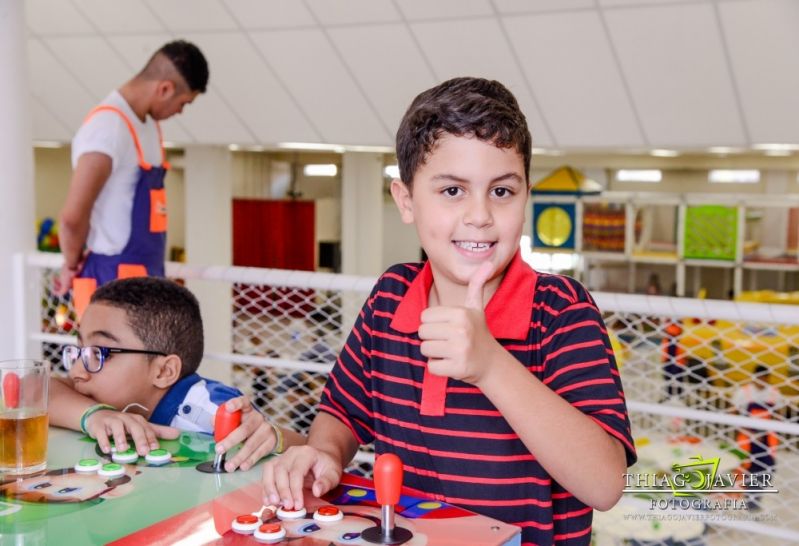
[76,105,170,287]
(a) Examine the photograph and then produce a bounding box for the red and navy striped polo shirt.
[320,251,637,546]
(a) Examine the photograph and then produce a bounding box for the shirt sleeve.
[71,110,127,169]
[538,278,637,467]
[318,285,378,446]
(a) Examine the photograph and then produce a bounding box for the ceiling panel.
[143,0,237,32]
[71,0,165,34]
[42,37,130,100]
[250,29,391,145]
[25,0,93,35]
[494,0,594,15]
[27,39,97,132]
[183,32,319,143]
[719,0,799,144]
[304,0,400,25]
[395,0,493,21]
[106,33,176,71]
[605,3,746,146]
[599,0,705,6]
[172,87,255,144]
[223,0,315,29]
[504,12,641,147]
[327,24,436,135]
[31,99,72,141]
[410,18,553,146]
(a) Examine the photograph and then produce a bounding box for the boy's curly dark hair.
[395,77,532,189]
[91,277,203,378]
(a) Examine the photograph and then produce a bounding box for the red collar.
[390,250,537,340]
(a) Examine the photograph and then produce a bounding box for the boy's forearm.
[478,350,627,510]
[48,377,99,431]
[280,427,307,450]
[307,412,359,469]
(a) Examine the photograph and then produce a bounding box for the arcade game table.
[0,428,521,546]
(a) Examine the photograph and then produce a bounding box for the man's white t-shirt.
[71,91,163,255]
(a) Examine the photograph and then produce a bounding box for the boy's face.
[393,134,528,296]
[69,303,156,410]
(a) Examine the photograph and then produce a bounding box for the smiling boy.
[261,77,636,545]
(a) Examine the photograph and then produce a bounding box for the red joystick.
[362,453,413,545]
[3,372,20,410]
[374,453,403,506]
[197,405,242,474]
[214,405,242,443]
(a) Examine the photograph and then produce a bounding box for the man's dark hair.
[91,277,204,378]
[153,40,209,93]
[395,77,532,189]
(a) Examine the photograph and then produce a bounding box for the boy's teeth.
[455,241,491,252]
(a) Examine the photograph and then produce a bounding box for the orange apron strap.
[83,105,152,171]
[155,122,171,170]
[117,264,149,279]
[72,277,97,321]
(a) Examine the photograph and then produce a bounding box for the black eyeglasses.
[61,345,167,374]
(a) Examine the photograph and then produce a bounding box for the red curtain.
[232,199,316,318]
[232,199,315,270]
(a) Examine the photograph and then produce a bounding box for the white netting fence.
[20,252,799,545]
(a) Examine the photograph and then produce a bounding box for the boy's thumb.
[464,261,494,309]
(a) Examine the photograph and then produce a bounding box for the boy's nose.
[463,197,493,227]
[67,361,88,381]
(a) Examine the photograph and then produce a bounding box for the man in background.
[55,40,208,314]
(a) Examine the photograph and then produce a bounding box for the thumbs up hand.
[418,261,504,386]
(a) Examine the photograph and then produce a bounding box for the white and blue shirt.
[150,373,242,434]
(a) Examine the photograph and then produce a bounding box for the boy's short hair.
[151,40,209,93]
[91,277,204,378]
[395,77,532,188]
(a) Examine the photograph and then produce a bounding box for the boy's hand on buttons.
[261,445,341,511]
[419,261,503,385]
[88,410,179,456]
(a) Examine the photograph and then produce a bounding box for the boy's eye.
[56,487,80,495]
[492,187,512,198]
[443,187,461,197]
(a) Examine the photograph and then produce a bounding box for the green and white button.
[98,463,126,478]
[145,448,172,465]
[112,448,139,464]
[74,458,101,473]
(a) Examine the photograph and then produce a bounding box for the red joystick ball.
[374,453,403,506]
[214,406,242,443]
[3,372,20,410]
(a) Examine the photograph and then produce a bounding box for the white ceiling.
[24,0,799,151]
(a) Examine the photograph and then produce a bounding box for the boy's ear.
[390,179,414,224]
[151,355,182,389]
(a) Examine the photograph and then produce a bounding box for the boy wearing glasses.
[50,276,303,472]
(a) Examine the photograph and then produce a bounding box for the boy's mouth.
[452,240,496,253]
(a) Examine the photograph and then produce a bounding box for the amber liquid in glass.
[0,411,49,474]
